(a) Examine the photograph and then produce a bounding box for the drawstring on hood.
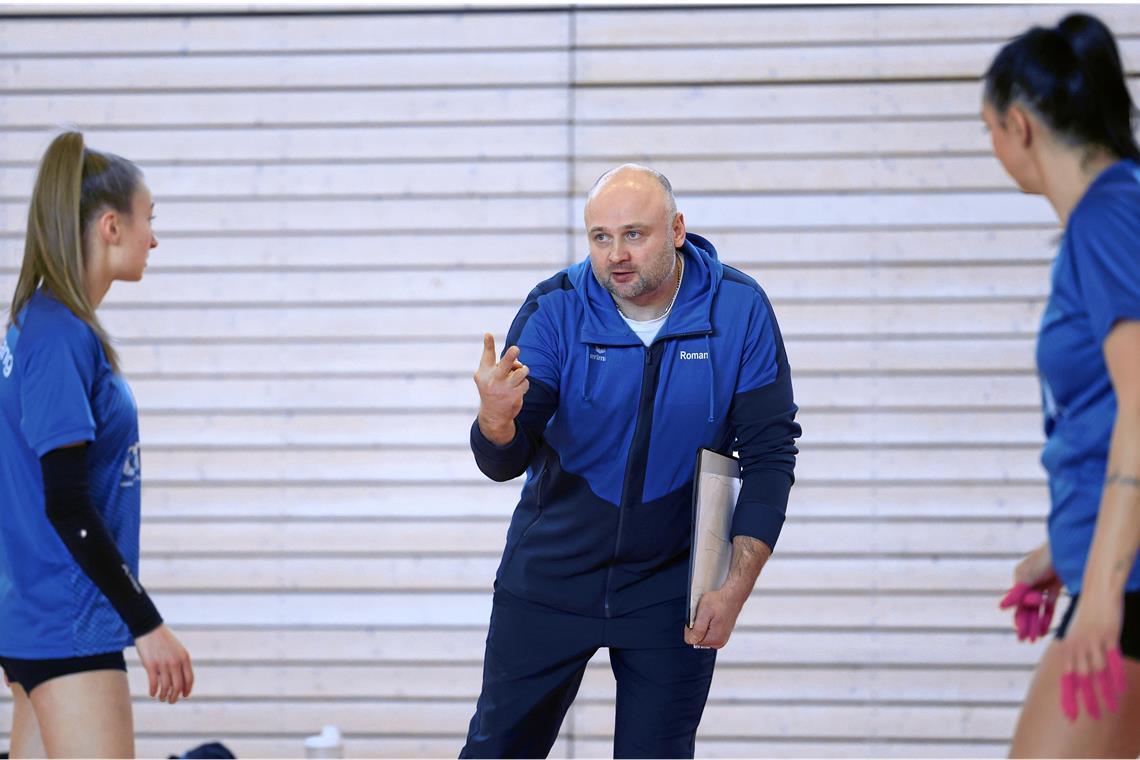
[705,333,716,423]
[582,344,593,403]
[582,344,590,403]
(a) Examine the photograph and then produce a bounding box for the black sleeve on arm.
[730,366,801,550]
[470,377,559,482]
[41,445,163,638]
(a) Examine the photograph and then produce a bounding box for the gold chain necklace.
[614,254,683,321]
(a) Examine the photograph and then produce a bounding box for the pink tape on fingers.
[1079,674,1101,720]
[1021,590,1045,606]
[1038,597,1056,637]
[1107,648,1128,696]
[1015,607,1030,640]
[1098,668,1119,714]
[1025,608,1040,642]
[1000,583,1030,609]
[1060,672,1079,722]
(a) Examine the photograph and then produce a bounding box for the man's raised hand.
[474,333,529,445]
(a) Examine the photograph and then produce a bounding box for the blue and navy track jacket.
[471,233,801,617]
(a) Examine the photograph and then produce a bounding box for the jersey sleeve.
[729,288,801,549]
[1069,196,1140,344]
[18,316,98,456]
[509,287,563,393]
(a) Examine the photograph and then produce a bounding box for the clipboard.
[686,448,741,628]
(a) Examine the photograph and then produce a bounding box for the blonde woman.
[0,131,192,757]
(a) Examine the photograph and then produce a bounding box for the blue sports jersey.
[0,289,143,657]
[1038,159,1140,594]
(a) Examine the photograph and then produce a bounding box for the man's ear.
[672,211,686,248]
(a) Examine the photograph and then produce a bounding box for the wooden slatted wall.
[2,4,1139,757]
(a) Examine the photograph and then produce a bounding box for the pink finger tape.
[1060,672,1079,722]
[1098,668,1119,714]
[1025,608,1040,642]
[1107,648,1128,696]
[1079,674,1101,720]
[1000,583,1030,609]
[1017,607,1035,640]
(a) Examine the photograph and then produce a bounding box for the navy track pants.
[460,586,716,759]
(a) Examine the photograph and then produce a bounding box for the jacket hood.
[572,232,724,346]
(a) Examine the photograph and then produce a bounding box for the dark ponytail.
[984,13,1140,162]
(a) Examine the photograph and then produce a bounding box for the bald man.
[463,165,800,758]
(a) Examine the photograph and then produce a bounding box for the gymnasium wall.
[2,4,1137,756]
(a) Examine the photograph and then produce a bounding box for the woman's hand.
[1000,542,1062,642]
[135,624,194,704]
[1057,588,1127,721]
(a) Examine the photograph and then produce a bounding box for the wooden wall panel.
[2,3,1132,757]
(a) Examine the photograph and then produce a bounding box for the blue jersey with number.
[0,290,143,657]
[1038,160,1140,594]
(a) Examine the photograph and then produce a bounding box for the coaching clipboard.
[687,448,742,628]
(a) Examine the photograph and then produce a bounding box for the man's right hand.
[474,333,529,445]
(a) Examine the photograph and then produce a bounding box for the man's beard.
[600,244,676,301]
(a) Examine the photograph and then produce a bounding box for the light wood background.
[2,4,1138,757]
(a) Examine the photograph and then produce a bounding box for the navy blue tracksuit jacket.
[471,233,800,617]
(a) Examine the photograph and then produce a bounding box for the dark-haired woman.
[0,132,192,757]
[983,12,1140,757]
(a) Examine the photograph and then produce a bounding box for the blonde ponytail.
[10,131,142,373]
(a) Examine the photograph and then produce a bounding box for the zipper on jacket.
[604,341,664,617]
